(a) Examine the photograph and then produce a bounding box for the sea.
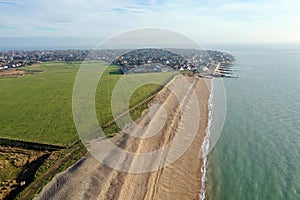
[204,43,300,200]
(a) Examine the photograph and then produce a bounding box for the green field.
[0,61,175,146]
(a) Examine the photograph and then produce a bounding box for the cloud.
[111,8,127,13]
[0,25,13,29]
[35,26,57,31]
[0,0,21,6]
[0,0,299,43]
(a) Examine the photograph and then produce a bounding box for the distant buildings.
[0,49,91,70]
[112,48,235,74]
[0,48,235,75]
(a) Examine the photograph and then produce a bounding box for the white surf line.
[199,78,214,200]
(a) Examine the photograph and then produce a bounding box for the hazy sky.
[0,0,300,46]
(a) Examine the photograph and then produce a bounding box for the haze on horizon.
[0,0,300,48]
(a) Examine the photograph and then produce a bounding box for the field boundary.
[102,74,176,129]
[0,138,65,151]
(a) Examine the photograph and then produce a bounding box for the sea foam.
[200,78,214,200]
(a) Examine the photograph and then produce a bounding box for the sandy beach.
[35,75,210,200]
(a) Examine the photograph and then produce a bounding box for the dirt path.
[0,69,25,77]
[35,75,210,200]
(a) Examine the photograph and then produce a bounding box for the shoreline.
[35,75,211,200]
[200,78,214,200]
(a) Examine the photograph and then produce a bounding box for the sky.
[0,0,300,47]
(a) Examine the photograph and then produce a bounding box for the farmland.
[0,61,175,199]
[0,61,175,146]
[0,62,80,146]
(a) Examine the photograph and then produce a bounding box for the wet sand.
[35,75,210,200]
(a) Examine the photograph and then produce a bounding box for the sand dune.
[35,75,210,200]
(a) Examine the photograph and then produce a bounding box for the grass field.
[0,61,175,146]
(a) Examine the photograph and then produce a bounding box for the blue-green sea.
[206,44,300,200]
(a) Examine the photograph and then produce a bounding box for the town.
[0,48,235,76]
[0,50,90,70]
[112,48,235,75]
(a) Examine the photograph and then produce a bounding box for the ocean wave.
[200,78,214,200]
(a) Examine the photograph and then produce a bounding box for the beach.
[35,75,211,200]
